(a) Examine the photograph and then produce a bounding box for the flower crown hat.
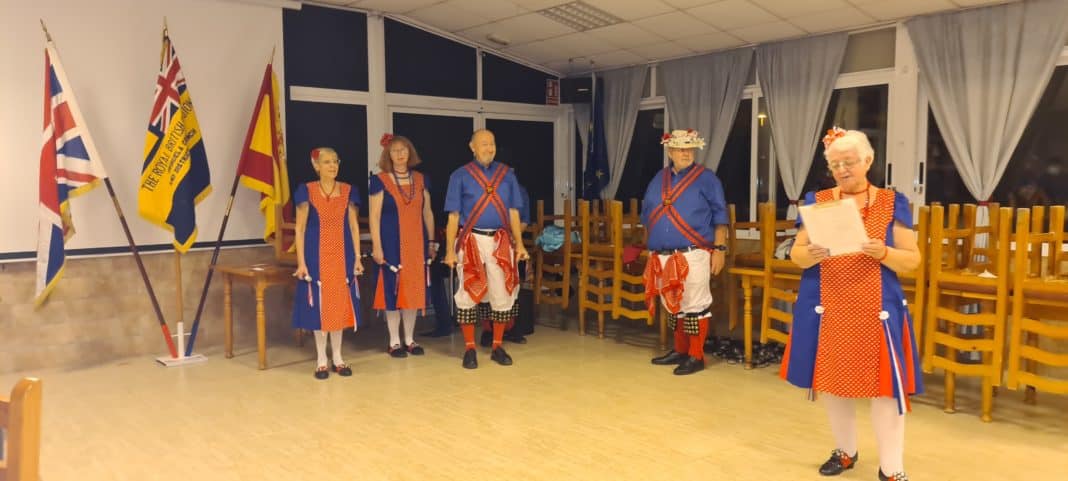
[660,129,705,149]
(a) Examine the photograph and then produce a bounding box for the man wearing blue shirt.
[443,129,530,369]
[479,179,532,346]
[641,129,728,375]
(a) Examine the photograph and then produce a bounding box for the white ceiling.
[310,0,1017,76]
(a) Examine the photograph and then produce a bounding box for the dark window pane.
[283,5,368,92]
[483,54,558,105]
[392,113,475,227]
[285,102,368,208]
[776,84,888,218]
[614,109,665,201]
[717,99,753,221]
[924,109,973,206]
[385,19,476,99]
[486,119,555,215]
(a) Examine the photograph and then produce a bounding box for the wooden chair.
[533,199,577,313]
[923,204,1012,422]
[898,205,930,354]
[1006,206,1068,399]
[609,200,664,347]
[0,378,42,481]
[273,204,297,266]
[759,203,803,357]
[725,204,765,367]
[576,199,616,336]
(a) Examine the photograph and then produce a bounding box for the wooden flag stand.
[156,251,207,367]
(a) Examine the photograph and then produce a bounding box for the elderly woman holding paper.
[781,128,922,481]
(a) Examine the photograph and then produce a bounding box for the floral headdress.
[822,126,847,150]
[379,133,395,148]
[660,129,705,149]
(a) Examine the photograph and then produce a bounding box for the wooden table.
[215,264,294,370]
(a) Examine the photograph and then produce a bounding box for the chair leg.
[981,377,994,423]
[742,277,754,370]
[944,369,957,414]
[1024,331,1038,405]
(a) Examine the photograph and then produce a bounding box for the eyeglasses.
[827,159,861,171]
[390,147,409,154]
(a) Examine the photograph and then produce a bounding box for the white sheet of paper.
[798,197,869,256]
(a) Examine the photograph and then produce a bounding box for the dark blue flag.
[583,77,608,199]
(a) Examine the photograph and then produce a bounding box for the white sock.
[871,397,906,474]
[329,330,344,366]
[386,310,401,347]
[313,330,328,368]
[823,393,858,456]
[401,309,418,345]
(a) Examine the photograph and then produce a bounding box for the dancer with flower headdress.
[369,133,436,358]
[292,147,363,379]
[781,127,922,481]
[641,129,729,376]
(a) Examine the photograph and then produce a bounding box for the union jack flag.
[149,36,185,135]
[36,42,108,306]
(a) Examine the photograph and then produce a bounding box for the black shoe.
[503,332,527,344]
[388,344,408,358]
[491,346,513,366]
[462,349,478,369]
[480,330,493,347]
[673,357,704,375]
[332,363,352,376]
[314,365,329,380]
[651,351,687,365]
[407,343,425,356]
[819,449,858,476]
[878,469,908,481]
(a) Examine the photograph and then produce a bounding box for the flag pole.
[174,249,185,358]
[40,20,178,358]
[185,47,278,356]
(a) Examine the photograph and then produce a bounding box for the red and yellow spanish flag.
[237,62,289,241]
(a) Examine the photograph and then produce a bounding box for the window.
[384,19,476,99]
[769,84,889,218]
[841,28,895,74]
[482,53,558,105]
[282,5,368,92]
[718,99,753,221]
[927,65,1068,208]
[614,109,665,201]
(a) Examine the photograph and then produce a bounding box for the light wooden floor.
[4,315,1067,481]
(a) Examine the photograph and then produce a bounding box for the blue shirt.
[444,161,522,229]
[641,164,728,251]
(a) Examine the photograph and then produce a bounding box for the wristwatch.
[710,244,727,252]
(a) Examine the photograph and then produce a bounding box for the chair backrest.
[928,203,1010,277]
[610,200,654,324]
[1015,205,1067,282]
[0,378,42,481]
[273,203,297,266]
[533,198,575,308]
[761,202,798,271]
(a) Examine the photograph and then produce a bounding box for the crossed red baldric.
[457,162,518,302]
[647,165,710,248]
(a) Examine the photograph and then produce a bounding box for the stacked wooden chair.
[576,199,618,337]
[758,203,804,363]
[1006,205,1068,401]
[608,200,663,347]
[533,199,579,315]
[923,203,1012,422]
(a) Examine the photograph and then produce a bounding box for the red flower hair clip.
[661,132,672,141]
[379,133,395,148]
[822,126,847,150]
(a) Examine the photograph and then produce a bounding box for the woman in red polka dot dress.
[781,128,922,481]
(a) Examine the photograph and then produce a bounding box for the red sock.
[674,321,689,354]
[492,322,505,349]
[462,324,476,350]
[688,318,709,360]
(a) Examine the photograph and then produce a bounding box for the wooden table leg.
[256,279,267,370]
[224,275,234,359]
[743,276,754,370]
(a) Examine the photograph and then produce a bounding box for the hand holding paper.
[798,197,868,256]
